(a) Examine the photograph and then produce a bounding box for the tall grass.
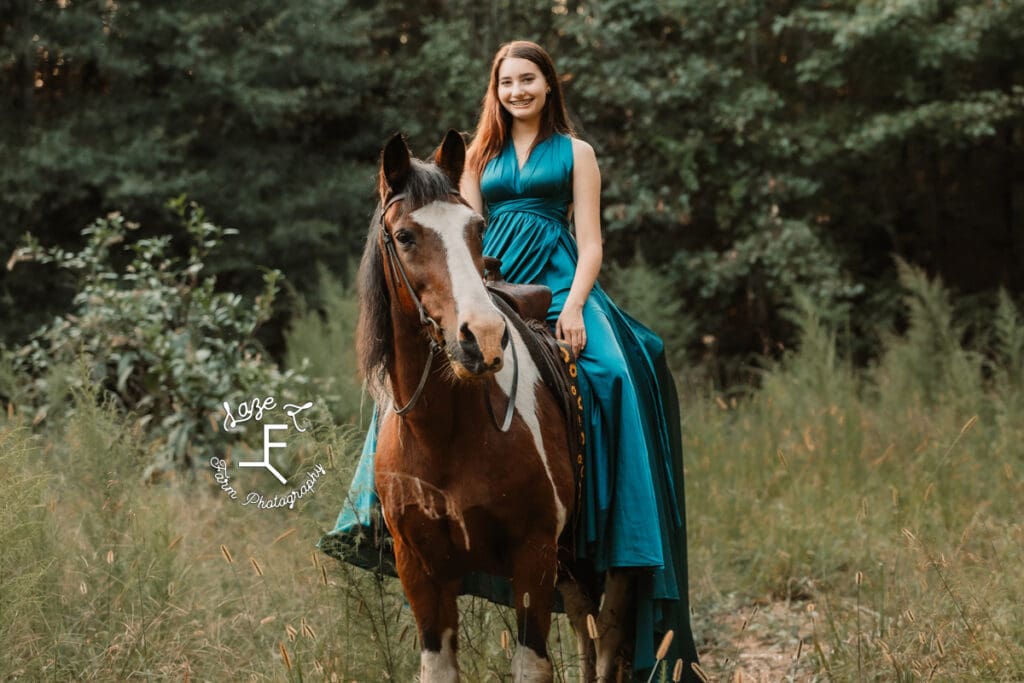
[0,425,60,677]
[2,259,1023,680]
[686,262,1024,680]
[0,383,531,680]
[284,265,367,428]
[0,382,394,680]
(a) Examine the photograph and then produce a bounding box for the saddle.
[483,256,552,324]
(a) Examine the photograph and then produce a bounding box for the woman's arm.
[460,167,485,215]
[558,137,603,356]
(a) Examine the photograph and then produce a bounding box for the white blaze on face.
[410,201,495,321]
[420,627,459,682]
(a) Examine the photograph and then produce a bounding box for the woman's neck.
[510,119,541,145]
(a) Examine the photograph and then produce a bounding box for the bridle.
[378,191,518,430]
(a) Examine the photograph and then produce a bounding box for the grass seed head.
[301,619,317,640]
[273,528,296,544]
[655,629,674,660]
[586,613,599,640]
[219,544,234,564]
[278,641,291,671]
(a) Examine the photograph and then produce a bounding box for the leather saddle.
[483,256,552,324]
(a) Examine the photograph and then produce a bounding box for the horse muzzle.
[448,319,509,379]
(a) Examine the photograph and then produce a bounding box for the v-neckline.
[515,145,531,173]
[513,135,543,173]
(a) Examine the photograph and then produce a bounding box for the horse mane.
[357,158,457,400]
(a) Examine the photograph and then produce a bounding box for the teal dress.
[320,133,699,676]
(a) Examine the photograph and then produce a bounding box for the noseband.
[378,191,518,430]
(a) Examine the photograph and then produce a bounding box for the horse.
[357,130,635,682]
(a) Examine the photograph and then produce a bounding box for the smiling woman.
[460,40,703,681]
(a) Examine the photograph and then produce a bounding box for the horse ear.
[434,129,465,189]
[380,132,411,200]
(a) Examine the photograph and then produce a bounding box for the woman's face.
[496,57,549,123]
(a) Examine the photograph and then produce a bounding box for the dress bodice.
[480,132,574,225]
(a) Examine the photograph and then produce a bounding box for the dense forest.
[2,0,1022,369]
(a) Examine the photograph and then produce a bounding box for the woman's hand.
[556,303,587,358]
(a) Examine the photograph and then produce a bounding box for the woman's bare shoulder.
[570,136,598,168]
[570,136,594,155]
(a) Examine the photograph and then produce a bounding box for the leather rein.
[378,192,518,431]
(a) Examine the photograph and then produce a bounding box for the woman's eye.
[395,229,414,246]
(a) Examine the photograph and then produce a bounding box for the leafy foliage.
[2,0,1022,373]
[5,199,309,469]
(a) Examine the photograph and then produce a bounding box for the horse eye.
[394,229,415,246]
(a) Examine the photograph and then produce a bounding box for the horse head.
[358,130,509,394]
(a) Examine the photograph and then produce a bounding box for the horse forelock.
[403,159,456,204]
[358,159,461,399]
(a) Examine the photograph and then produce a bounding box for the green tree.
[1,0,386,344]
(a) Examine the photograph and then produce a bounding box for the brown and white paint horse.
[358,130,632,682]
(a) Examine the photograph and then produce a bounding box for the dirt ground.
[697,599,826,682]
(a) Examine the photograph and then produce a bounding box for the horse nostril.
[500,325,509,350]
[460,322,476,345]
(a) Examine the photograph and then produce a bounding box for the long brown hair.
[466,41,575,176]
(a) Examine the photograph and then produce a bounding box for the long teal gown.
[319,133,700,677]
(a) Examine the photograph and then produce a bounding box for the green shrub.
[6,198,311,470]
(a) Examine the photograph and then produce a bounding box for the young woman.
[321,39,700,679]
[460,40,700,678]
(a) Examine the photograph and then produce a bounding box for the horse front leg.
[556,578,597,682]
[393,536,461,683]
[511,538,558,683]
[595,570,635,681]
